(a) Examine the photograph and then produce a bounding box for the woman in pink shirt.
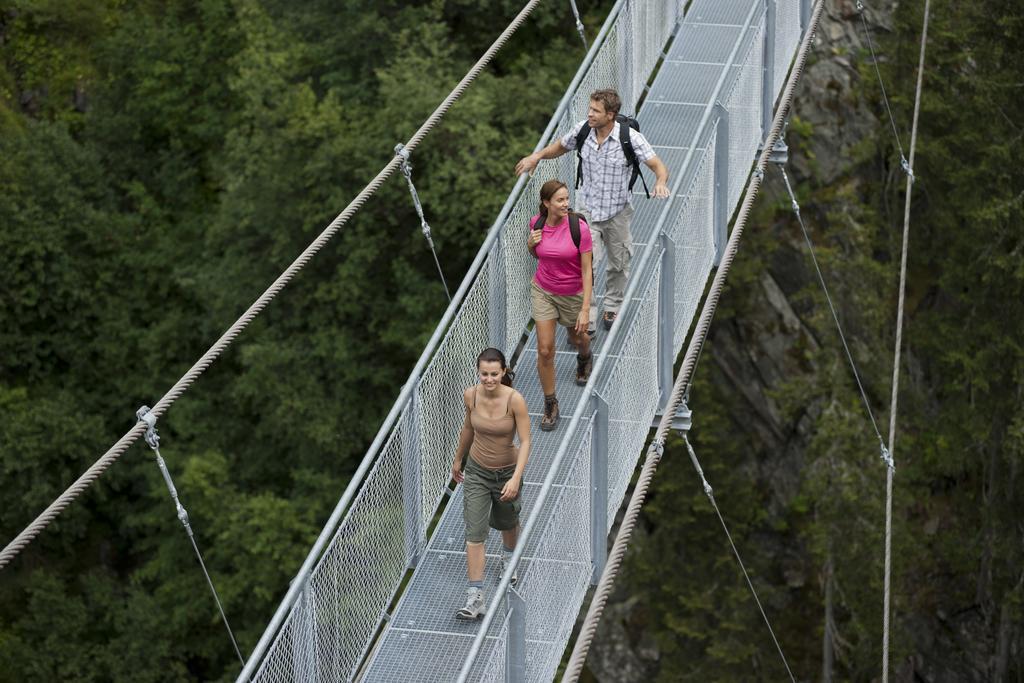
[527,179,594,431]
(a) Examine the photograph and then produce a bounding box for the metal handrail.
[454,0,768,678]
[238,1,635,679]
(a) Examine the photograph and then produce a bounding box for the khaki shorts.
[462,457,521,543]
[531,281,583,329]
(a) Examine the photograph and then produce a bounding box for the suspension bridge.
[239,0,813,680]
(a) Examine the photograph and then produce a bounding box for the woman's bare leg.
[535,319,557,396]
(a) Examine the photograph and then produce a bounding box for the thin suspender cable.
[395,143,452,301]
[683,436,797,683]
[882,2,929,680]
[561,2,824,679]
[136,407,245,668]
[0,0,545,572]
[568,0,588,49]
[856,1,910,175]
[777,166,890,465]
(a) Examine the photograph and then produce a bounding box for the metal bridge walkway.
[241,0,808,680]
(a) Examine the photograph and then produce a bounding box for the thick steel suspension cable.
[882,1,930,680]
[561,2,825,679]
[0,0,545,572]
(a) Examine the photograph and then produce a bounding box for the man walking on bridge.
[516,88,670,332]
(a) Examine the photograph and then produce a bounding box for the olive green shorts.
[462,457,521,543]
[531,281,583,329]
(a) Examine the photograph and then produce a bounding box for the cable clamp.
[753,167,764,181]
[394,143,410,163]
[879,442,894,470]
[899,155,914,180]
[651,440,665,457]
[395,143,434,243]
[856,0,864,13]
[135,405,160,450]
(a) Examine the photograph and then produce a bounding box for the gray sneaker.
[501,554,518,587]
[456,587,485,620]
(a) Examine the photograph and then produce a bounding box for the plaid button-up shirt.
[561,120,656,222]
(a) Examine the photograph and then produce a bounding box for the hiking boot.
[541,395,560,431]
[575,353,593,386]
[456,587,485,620]
[500,554,518,587]
[602,310,617,330]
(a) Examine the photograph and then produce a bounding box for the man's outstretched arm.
[515,139,570,176]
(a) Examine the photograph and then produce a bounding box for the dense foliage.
[1,0,1021,681]
[0,1,604,679]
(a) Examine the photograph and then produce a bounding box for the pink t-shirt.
[529,214,593,295]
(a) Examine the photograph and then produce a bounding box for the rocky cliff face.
[585,1,900,680]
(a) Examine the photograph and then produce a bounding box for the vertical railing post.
[713,103,730,266]
[489,237,507,350]
[800,0,811,37]
[657,234,675,406]
[505,588,527,683]
[762,0,777,137]
[402,393,423,568]
[590,394,609,584]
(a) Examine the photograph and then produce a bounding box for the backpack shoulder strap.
[574,123,590,190]
[617,118,636,165]
[618,118,650,199]
[568,213,581,254]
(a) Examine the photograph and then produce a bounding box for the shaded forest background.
[0,1,1020,682]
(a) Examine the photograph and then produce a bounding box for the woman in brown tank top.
[450,348,531,620]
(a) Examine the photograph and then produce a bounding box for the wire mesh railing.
[668,125,717,353]
[601,262,664,527]
[520,418,594,681]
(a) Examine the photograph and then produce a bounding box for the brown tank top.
[468,387,517,470]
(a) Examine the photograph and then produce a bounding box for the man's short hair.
[590,89,621,115]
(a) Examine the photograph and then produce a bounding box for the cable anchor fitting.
[395,143,433,245]
[879,442,895,470]
[136,405,193,536]
[683,437,714,497]
[568,0,588,49]
[394,143,452,301]
[136,405,160,450]
[899,154,914,180]
[766,122,791,167]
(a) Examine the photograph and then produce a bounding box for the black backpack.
[574,114,651,199]
[532,212,584,253]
